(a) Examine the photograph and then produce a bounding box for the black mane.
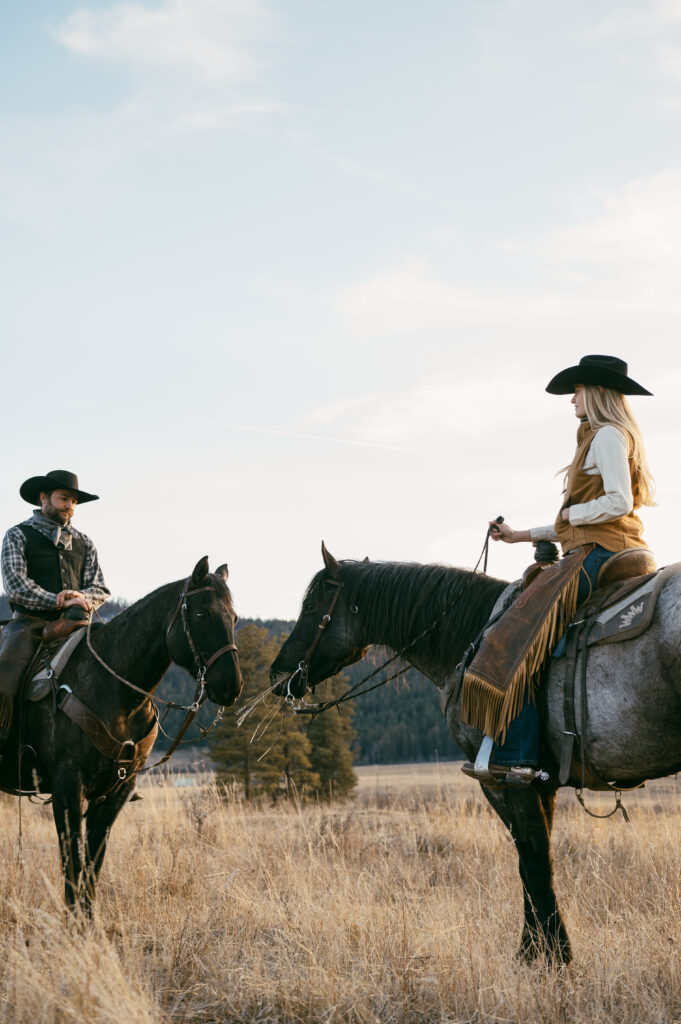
[339,560,509,675]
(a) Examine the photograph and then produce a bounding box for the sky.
[2,0,681,619]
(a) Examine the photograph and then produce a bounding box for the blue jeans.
[492,545,614,767]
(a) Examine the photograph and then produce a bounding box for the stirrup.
[461,761,549,787]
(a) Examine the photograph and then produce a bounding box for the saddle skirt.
[488,560,675,651]
[581,568,668,646]
[26,629,87,703]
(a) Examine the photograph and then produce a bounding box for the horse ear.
[321,540,341,579]
[191,556,210,586]
[215,563,229,582]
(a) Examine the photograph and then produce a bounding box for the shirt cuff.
[529,525,559,543]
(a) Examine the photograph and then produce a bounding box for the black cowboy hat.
[20,469,99,506]
[546,354,652,396]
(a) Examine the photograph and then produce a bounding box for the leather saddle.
[558,556,681,789]
[24,629,87,704]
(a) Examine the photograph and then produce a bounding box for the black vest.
[12,524,88,620]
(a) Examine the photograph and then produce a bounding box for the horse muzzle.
[270,664,308,699]
[205,648,243,707]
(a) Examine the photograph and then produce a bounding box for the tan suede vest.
[553,422,645,553]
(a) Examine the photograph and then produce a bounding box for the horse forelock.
[208,571,235,614]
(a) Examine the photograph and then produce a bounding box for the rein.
[79,574,238,780]
[286,520,506,718]
[290,578,484,718]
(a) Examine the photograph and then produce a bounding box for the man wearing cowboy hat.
[0,469,110,743]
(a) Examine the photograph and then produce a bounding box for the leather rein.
[60,574,238,792]
[284,521,512,718]
[284,579,344,701]
[284,577,469,718]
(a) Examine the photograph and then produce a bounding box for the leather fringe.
[461,572,580,742]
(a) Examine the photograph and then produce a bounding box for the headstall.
[166,576,239,711]
[286,580,344,703]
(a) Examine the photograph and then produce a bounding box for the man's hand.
[56,590,93,612]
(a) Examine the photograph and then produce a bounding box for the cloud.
[592,2,681,84]
[56,0,270,83]
[595,1,681,35]
[308,367,555,454]
[334,169,681,335]
[0,0,284,230]
[333,262,597,334]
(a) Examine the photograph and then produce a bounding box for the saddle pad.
[587,562,681,646]
[26,629,87,702]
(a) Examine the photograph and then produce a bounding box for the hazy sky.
[2,0,681,618]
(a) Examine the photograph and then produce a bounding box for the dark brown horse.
[270,543,681,964]
[1,556,242,914]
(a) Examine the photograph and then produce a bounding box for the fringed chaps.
[461,545,592,742]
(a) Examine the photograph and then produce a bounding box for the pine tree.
[208,624,321,800]
[305,676,358,800]
[208,624,287,799]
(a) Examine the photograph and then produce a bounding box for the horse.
[269,542,681,964]
[0,556,242,914]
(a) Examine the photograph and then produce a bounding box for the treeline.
[148,615,463,763]
[0,595,463,764]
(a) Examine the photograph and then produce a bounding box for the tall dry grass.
[0,769,680,1023]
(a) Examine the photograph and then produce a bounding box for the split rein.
[284,516,504,719]
[285,564,494,719]
[83,576,237,775]
[286,517,507,718]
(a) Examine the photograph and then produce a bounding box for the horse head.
[270,542,369,698]
[166,556,243,706]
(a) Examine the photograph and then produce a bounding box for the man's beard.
[43,502,72,526]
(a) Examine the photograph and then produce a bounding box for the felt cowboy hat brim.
[20,469,99,506]
[546,354,652,396]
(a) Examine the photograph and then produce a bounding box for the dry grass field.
[1,764,681,1023]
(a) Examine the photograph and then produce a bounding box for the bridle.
[165,576,239,710]
[285,579,344,702]
[75,572,240,790]
[85,574,238,714]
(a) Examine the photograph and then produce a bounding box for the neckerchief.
[24,510,74,551]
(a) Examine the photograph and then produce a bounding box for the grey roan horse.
[270,543,681,964]
[0,556,242,914]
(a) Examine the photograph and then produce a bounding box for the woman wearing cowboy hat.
[462,355,656,784]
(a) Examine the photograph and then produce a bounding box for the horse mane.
[338,560,509,670]
[97,571,234,637]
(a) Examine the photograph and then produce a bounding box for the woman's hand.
[488,521,532,544]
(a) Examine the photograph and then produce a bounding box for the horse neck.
[90,580,183,696]
[349,562,508,686]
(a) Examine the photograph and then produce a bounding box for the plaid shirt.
[1,512,110,613]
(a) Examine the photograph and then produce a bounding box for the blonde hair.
[581,385,655,507]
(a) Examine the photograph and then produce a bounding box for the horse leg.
[479,782,571,964]
[52,779,85,911]
[81,783,135,914]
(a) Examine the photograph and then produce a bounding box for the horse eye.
[195,611,207,619]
